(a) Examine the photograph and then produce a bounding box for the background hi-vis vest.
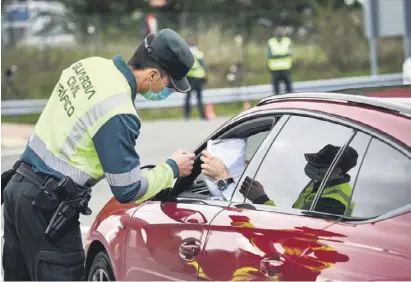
[187,49,206,79]
[267,37,293,71]
[28,57,138,186]
[292,182,354,216]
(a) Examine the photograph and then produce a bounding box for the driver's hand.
[170,149,195,177]
[200,151,230,181]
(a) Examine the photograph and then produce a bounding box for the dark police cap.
[145,28,194,93]
[304,144,359,171]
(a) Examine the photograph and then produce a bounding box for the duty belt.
[15,162,92,241]
[15,161,59,189]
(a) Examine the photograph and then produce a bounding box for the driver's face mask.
[141,76,174,101]
[304,163,343,182]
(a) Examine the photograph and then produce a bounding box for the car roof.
[257,92,411,117]
[238,92,411,148]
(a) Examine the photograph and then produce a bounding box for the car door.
[294,135,411,281]
[123,200,226,281]
[122,114,277,281]
[197,114,362,281]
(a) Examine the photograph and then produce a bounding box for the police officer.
[267,27,293,95]
[184,38,207,120]
[4,64,20,99]
[201,144,358,216]
[240,144,358,215]
[1,28,196,281]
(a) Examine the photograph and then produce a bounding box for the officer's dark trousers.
[271,70,293,95]
[2,173,85,281]
[185,77,206,119]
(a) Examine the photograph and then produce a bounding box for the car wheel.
[87,251,115,281]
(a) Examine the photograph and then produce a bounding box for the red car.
[84,86,411,281]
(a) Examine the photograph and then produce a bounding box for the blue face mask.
[141,79,174,101]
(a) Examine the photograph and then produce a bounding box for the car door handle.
[260,255,285,277]
[179,240,201,262]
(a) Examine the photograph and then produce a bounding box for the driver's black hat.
[304,144,359,172]
[144,29,194,93]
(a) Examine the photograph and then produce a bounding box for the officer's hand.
[171,150,195,177]
[239,176,265,202]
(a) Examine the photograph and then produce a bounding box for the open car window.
[187,131,271,200]
[170,115,279,201]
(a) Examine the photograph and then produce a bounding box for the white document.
[204,138,246,199]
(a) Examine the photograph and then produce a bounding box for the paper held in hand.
[204,138,246,199]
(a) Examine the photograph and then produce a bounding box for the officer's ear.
[147,68,161,81]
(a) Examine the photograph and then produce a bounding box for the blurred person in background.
[267,27,293,95]
[184,36,207,120]
[4,64,20,99]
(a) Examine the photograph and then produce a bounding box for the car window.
[346,138,411,218]
[313,131,371,216]
[191,130,271,200]
[245,131,270,162]
[234,115,354,211]
[174,116,280,201]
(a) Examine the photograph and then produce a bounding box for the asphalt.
[0,118,230,258]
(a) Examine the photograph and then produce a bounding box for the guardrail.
[1,73,403,116]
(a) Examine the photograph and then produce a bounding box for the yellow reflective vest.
[187,49,206,79]
[267,36,293,71]
[24,56,176,205]
[265,182,354,216]
[27,57,138,186]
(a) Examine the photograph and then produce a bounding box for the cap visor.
[169,76,191,93]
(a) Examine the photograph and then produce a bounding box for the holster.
[1,160,21,205]
[44,176,92,241]
[32,178,61,212]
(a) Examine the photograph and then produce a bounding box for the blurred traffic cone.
[205,103,217,120]
[243,101,251,111]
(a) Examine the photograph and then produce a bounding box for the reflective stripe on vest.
[268,37,292,71]
[30,57,140,186]
[293,182,353,214]
[28,134,97,186]
[59,92,131,160]
[187,50,206,78]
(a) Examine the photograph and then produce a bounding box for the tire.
[87,251,116,281]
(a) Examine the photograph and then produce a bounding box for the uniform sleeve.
[264,200,275,206]
[198,58,205,68]
[93,114,179,204]
[315,198,346,215]
[267,45,274,59]
[288,42,293,56]
[198,51,205,68]
[253,194,276,206]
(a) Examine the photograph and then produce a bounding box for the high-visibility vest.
[292,182,354,216]
[267,37,293,71]
[27,57,139,186]
[264,181,355,216]
[187,49,206,79]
